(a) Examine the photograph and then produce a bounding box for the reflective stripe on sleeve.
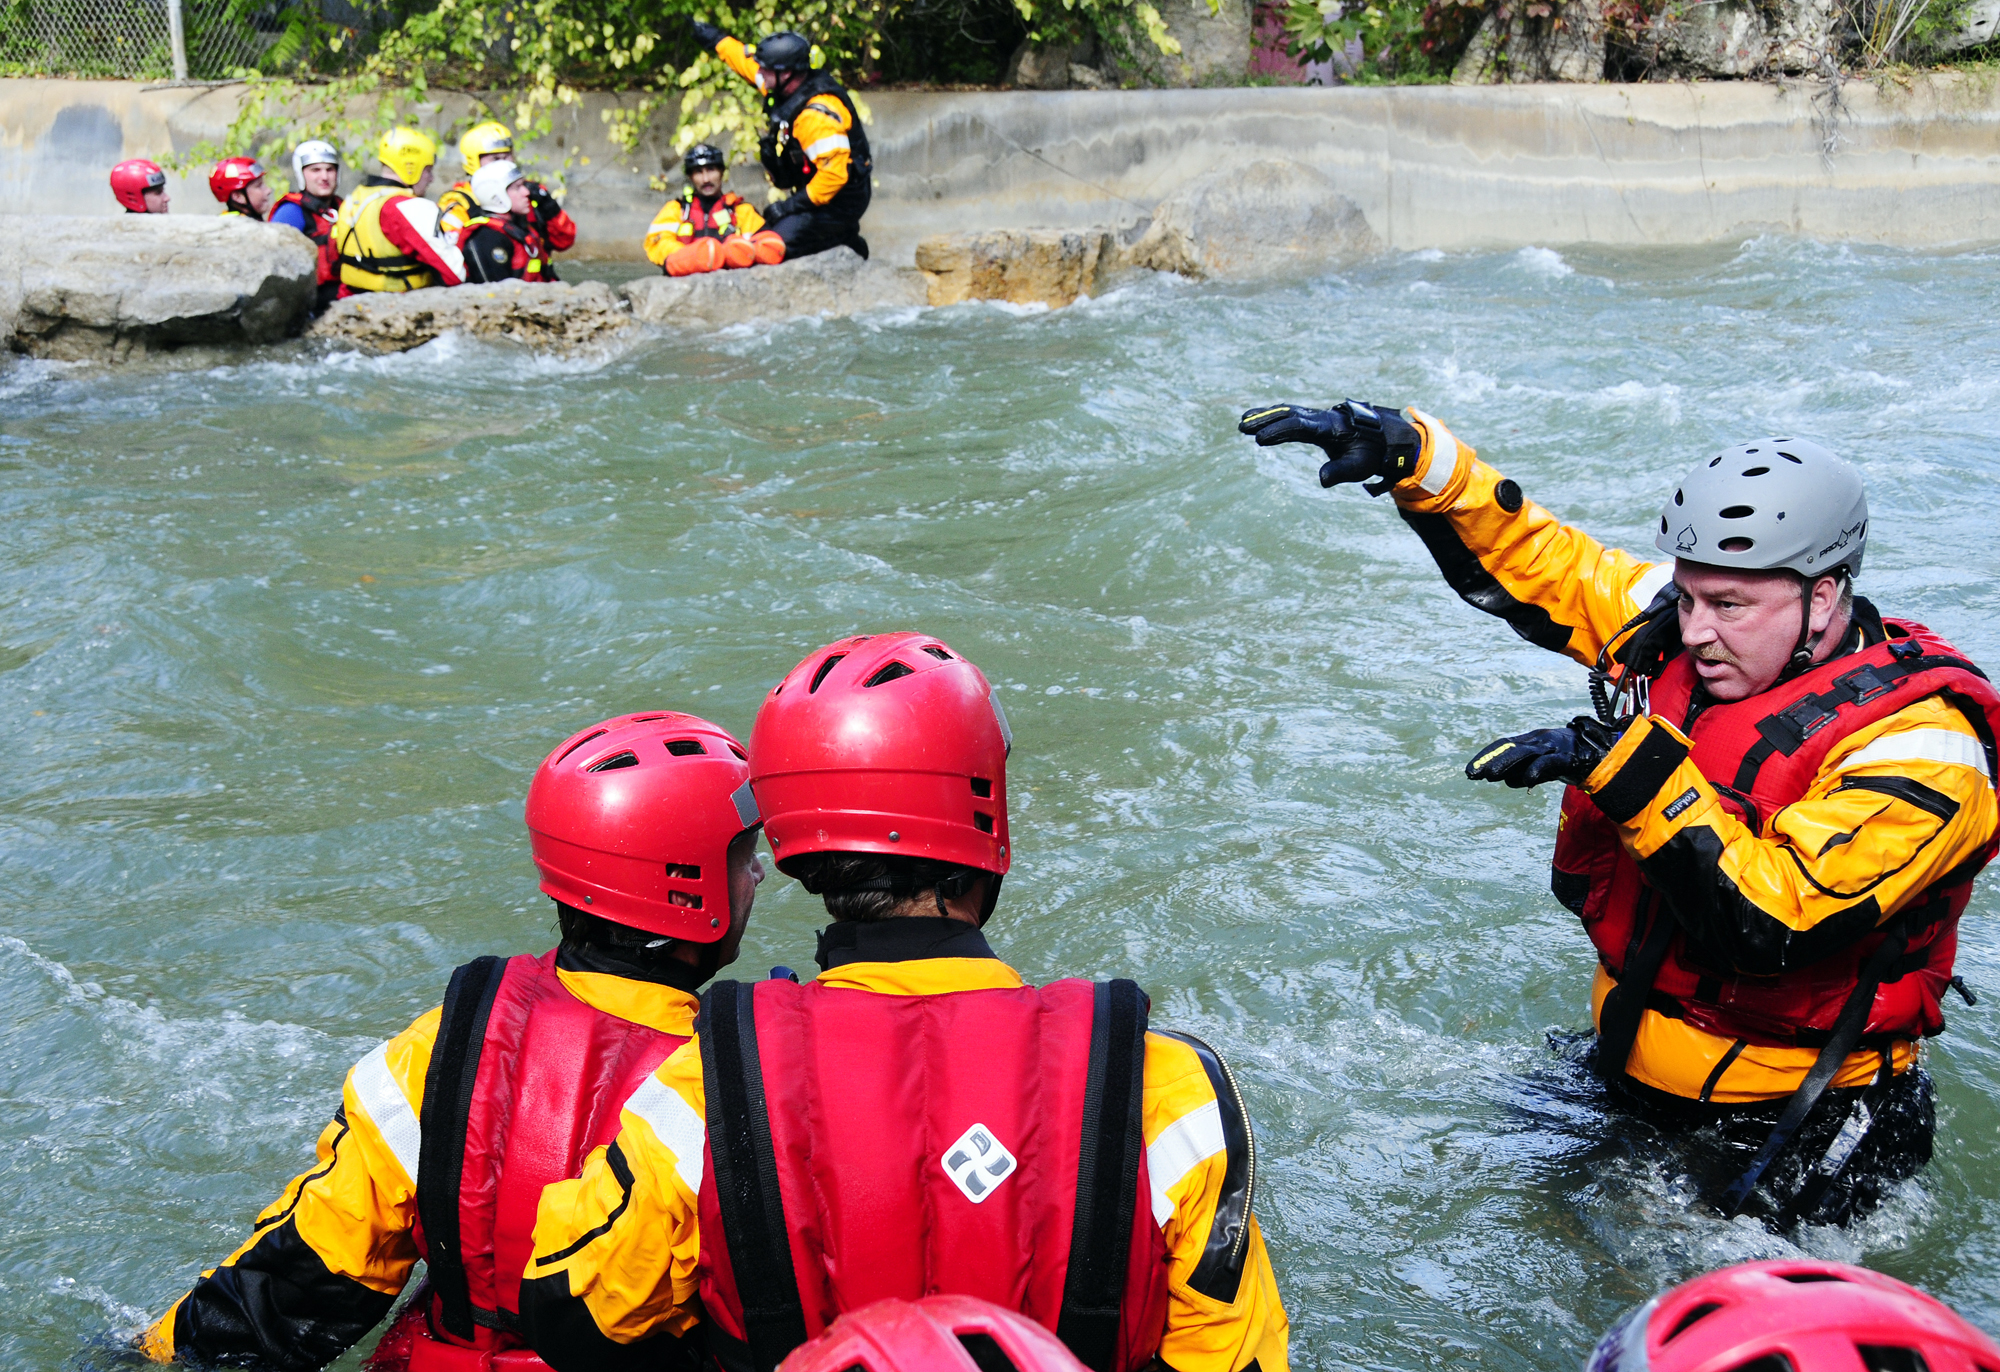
[1837,728,1992,780]
[623,1074,706,1195]
[1145,1097,1225,1228]
[1631,562,1676,616]
[350,1041,421,1187]
[802,134,851,160]
[1406,408,1459,497]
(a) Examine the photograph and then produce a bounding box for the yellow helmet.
[459,121,514,175]
[376,127,437,186]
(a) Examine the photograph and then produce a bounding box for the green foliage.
[1281,0,1477,77]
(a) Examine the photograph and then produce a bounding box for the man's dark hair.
[784,851,978,922]
[556,902,690,976]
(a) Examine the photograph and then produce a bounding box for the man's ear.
[1808,574,1844,634]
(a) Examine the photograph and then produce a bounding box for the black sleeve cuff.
[1590,721,1691,824]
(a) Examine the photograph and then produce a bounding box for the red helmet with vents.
[776,1296,1086,1372]
[526,711,759,941]
[110,158,167,212]
[1587,1261,2000,1372]
[749,632,1012,878]
[208,155,265,205]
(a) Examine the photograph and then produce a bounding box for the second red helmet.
[208,156,264,204]
[776,1295,1086,1372]
[526,711,759,941]
[750,632,1012,877]
[1587,1261,2000,1372]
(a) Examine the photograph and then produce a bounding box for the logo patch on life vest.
[941,1122,1016,1204]
[1662,787,1700,820]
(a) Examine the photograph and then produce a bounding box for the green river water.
[3,237,1999,1372]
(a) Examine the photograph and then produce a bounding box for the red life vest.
[456,215,553,283]
[694,976,1171,1372]
[371,951,687,1372]
[1554,617,2000,1070]
[673,191,751,242]
[274,189,341,248]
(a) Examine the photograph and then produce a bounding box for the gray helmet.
[1655,437,1868,581]
[292,138,340,184]
[756,31,813,71]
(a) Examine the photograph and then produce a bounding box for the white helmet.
[470,158,525,214]
[1656,437,1868,581]
[291,139,340,184]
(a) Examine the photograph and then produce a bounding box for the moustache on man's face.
[1694,643,1741,666]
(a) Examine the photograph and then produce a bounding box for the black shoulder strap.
[416,954,508,1340]
[1057,979,1149,1372]
[1594,894,1676,1088]
[1151,1030,1256,1303]
[699,980,807,1372]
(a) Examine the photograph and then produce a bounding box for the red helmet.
[525,711,759,941]
[777,1296,1086,1372]
[749,632,1011,878]
[1587,1261,2000,1372]
[208,156,264,204]
[110,158,167,212]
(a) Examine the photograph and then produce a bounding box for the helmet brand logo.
[1673,524,1698,553]
[941,1122,1016,1203]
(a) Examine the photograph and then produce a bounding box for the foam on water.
[4,240,2000,1370]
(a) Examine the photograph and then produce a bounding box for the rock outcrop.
[621,248,926,330]
[914,230,1119,308]
[310,279,636,354]
[1123,160,1378,280]
[1453,0,1608,82]
[1642,0,1836,74]
[0,215,316,361]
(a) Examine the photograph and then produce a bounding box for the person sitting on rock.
[644,142,787,276]
[330,128,465,297]
[437,121,578,276]
[457,160,558,284]
[210,157,272,220]
[690,21,873,261]
[110,158,170,214]
[269,140,344,313]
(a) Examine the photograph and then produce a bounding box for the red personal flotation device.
[672,190,751,242]
[694,977,1175,1372]
[368,951,688,1372]
[273,189,342,294]
[1554,615,2000,1074]
[456,215,553,283]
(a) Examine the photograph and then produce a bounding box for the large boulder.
[1123,160,1379,280]
[915,230,1119,308]
[621,249,926,330]
[309,279,636,355]
[0,215,316,361]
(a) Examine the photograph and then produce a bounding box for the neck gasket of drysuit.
[814,916,998,971]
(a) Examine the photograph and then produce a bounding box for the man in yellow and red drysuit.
[139,712,765,1371]
[1241,400,1998,1228]
[331,128,465,297]
[688,21,872,261]
[644,142,785,276]
[520,633,1289,1372]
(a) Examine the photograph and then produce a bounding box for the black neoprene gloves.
[1466,717,1618,789]
[1238,399,1421,496]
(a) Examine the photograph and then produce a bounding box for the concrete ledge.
[5,76,2000,267]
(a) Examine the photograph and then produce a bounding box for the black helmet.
[755,31,813,71]
[683,142,726,175]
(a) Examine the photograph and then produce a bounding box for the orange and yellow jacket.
[520,950,1290,1372]
[643,190,769,267]
[140,967,700,1367]
[1387,410,1997,1103]
[717,37,862,211]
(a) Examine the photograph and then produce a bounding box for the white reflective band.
[1145,1098,1225,1228]
[1630,563,1676,616]
[802,134,850,160]
[731,779,760,827]
[624,1074,706,1195]
[350,1041,421,1187]
[1405,409,1459,497]
[1837,728,1992,781]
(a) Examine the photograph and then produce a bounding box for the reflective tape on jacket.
[350,1039,422,1186]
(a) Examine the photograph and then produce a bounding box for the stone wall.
[5,75,2000,268]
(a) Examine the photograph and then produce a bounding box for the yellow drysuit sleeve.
[140,1009,437,1365]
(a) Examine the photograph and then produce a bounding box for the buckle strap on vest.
[1732,652,1985,793]
[1057,979,1149,1372]
[418,955,509,1341]
[1595,897,1677,1086]
[1717,920,1911,1217]
[700,981,806,1372]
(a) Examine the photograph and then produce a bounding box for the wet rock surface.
[309,279,635,354]
[914,230,1119,308]
[621,248,926,329]
[0,215,316,361]
[1123,160,1380,281]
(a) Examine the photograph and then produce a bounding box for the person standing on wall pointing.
[1240,397,1999,1227]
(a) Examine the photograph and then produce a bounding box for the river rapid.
[4,237,1999,1372]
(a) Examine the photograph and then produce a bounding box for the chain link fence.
[1,0,275,79]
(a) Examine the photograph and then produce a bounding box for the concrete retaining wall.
[5,74,1999,264]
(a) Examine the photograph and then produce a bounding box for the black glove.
[1465,716,1617,790]
[527,182,562,222]
[1237,399,1421,496]
[758,127,780,165]
[692,19,725,49]
[765,192,806,222]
